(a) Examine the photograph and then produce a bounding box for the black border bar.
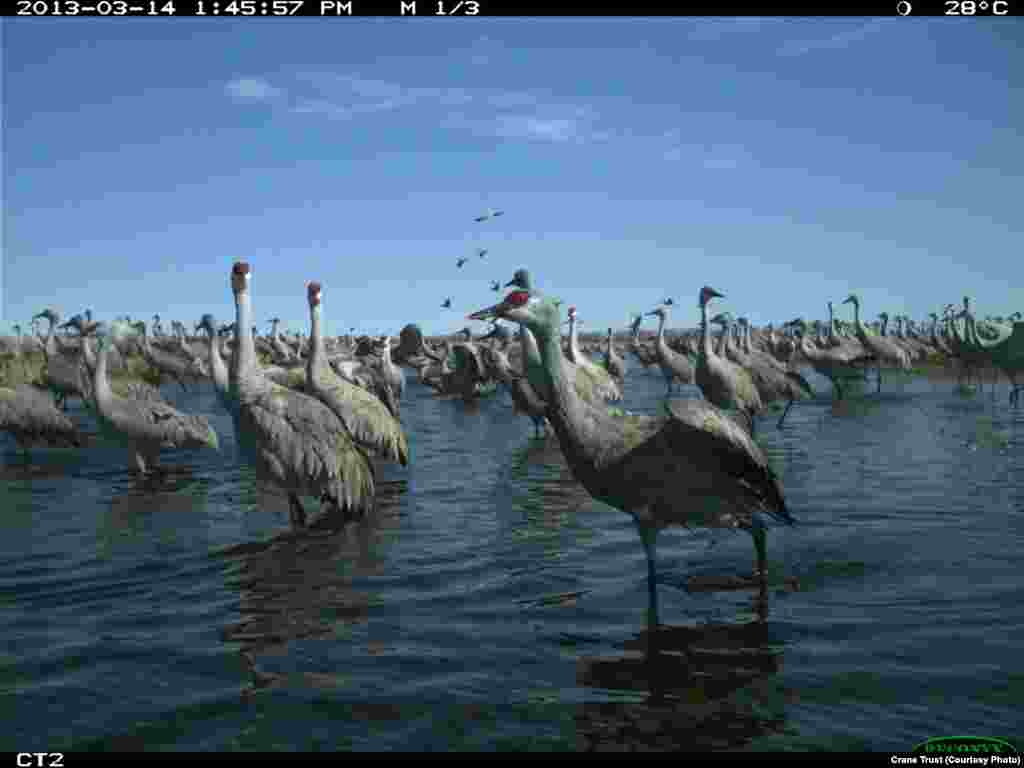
[3,0,1018,15]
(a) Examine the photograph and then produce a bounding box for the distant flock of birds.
[2,218,1021,625]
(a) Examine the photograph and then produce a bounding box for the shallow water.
[2,364,1022,752]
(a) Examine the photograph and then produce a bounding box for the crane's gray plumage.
[645,305,694,394]
[602,327,628,381]
[469,289,792,626]
[305,282,409,466]
[0,384,83,453]
[92,322,218,474]
[80,335,164,404]
[695,288,763,433]
[229,262,375,528]
[565,306,623,403]
[133,321,200,391]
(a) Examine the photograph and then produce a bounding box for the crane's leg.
[634,517,660,629]
[777,399,794,428]
[751,517,768,585]
[876,369,883,393]
[288,493,307,528]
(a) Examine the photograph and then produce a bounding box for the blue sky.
[2,18,1021,337]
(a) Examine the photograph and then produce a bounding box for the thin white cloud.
[225,77,282,102]
[227,72,604,144]
[777,22,881,57]
[663,141,752,171]
[493,116,580,143]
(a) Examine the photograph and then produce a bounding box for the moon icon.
[896,0,912,13]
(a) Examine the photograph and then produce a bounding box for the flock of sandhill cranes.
[1,255,1021,624]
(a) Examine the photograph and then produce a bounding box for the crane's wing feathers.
[664,399,790,521]
[309,370,409,466]
[241,383,375,512]
[105,394,218,450]
[0,385,82,446]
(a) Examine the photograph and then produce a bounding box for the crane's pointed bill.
[467,290,531,321]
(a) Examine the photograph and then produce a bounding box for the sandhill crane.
[132,320,199,392]
[305,282,408,466]
[31,308,87,410]
[228,262,375,528]
[490,280,501,292]
[91,322,218,474]
[477,248,488,259]
[0,383,83,456]
[695,288,763,434]
[456,257,469,269]
[602,328,627,382]
[442,298,453,309]
[645,305,695,395]
[197,314,232,413]
[468,289,793,626]
[842,294,911,392]
[715,315,813,427]
[79,333,164,404]
[628,314,659,369]
[565,306,623,403]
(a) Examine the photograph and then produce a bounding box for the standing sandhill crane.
[228,262,376,528]
[442,298,453,309]
[644,305,695,395]
[305,282,408,466]
[695,288,763,434]
[0,384,83,456]
[565,306,623,403]
[793,320,865,401]
[132,320,199,392]
[479,324,550,438]
[628,314,659,369]
[376,336,405,402]
[602,328,628,382]
[456,257,469,269]
[841,294,910,392]
[268,318,299,365]
[476,248,488,260]
[716,315,813,428]
[152,314,165,338]
[468,289,793,626]
[91,322,218,474]
[197,314,232,413]
[32,309,87,410]
[79,333,164,404]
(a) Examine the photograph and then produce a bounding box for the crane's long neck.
[234,288,256,377]
[520,326,548,398]
[850,300,866,338]
[569,315,584,362]
[536,326,612,479]
[205,326,229,395]
[699,300,716,360]
[654,313,669,358]
[81,335,97,373]
[93,340,113,407]
[307,303,327,381]
[43,318,57,357]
